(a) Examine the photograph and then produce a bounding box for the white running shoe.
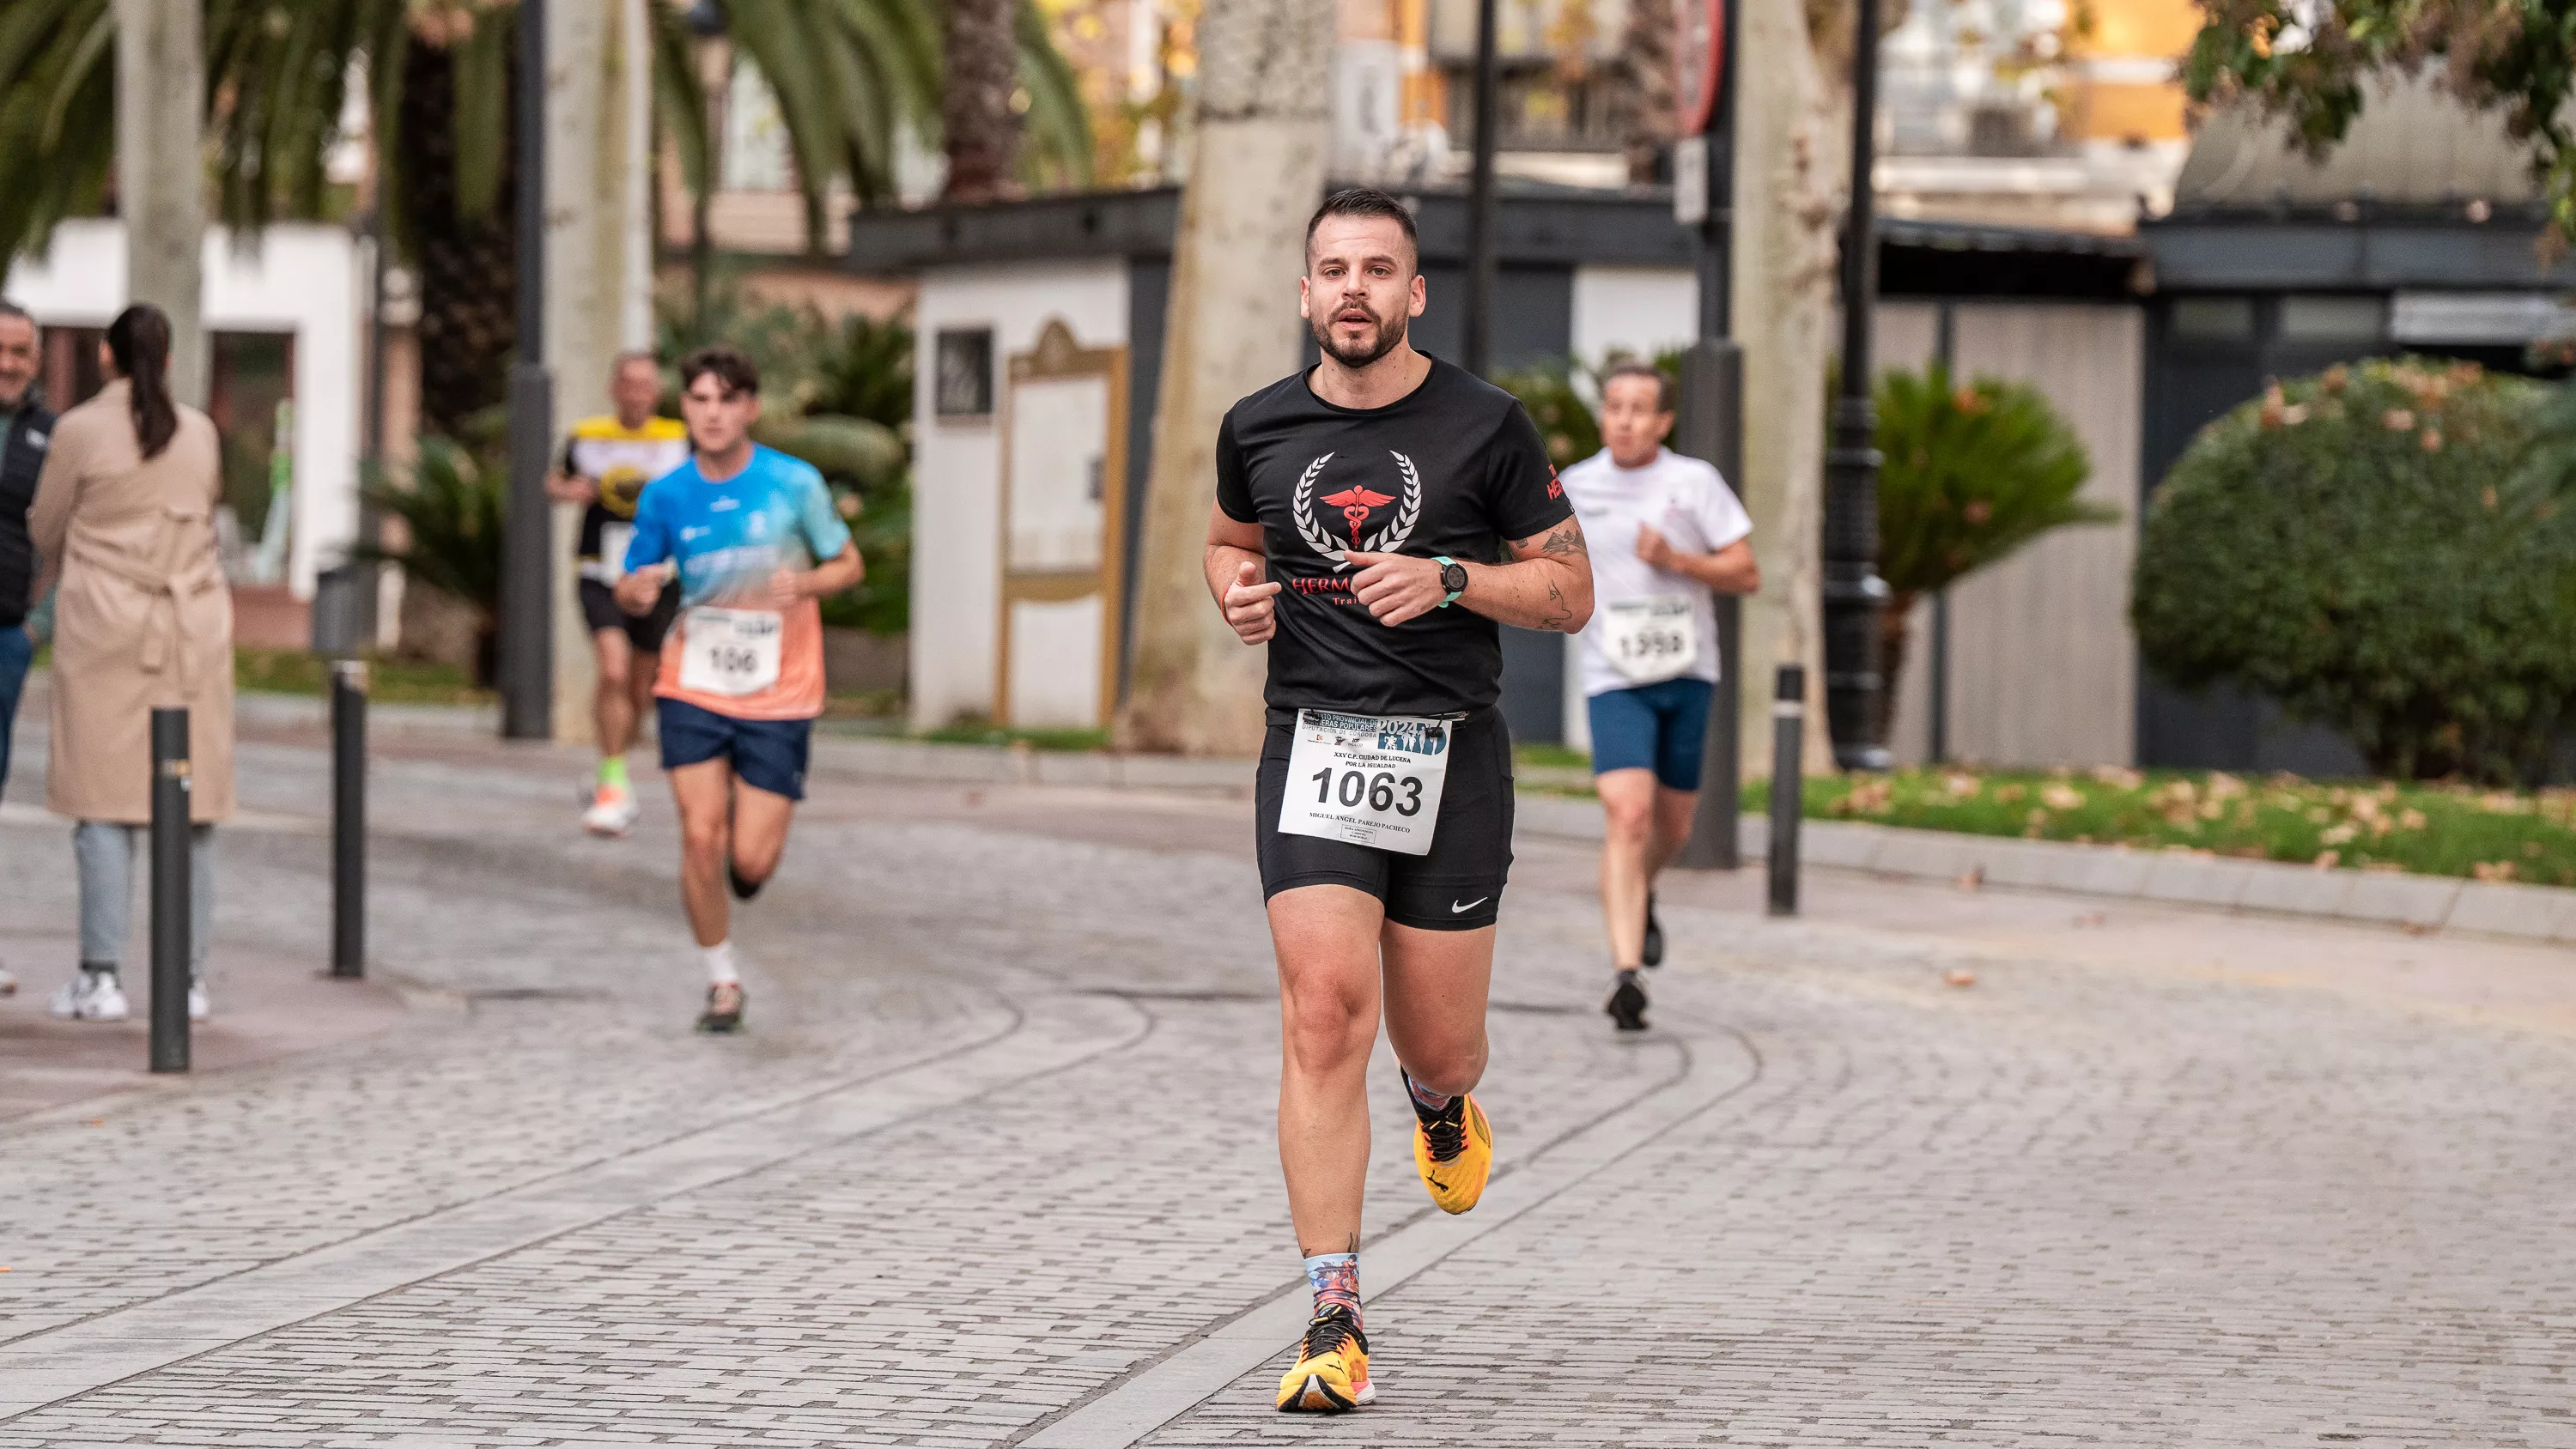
[47,972,130,1022]
[189,982,210,1022]
[582,782,640,837]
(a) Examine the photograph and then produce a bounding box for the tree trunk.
[538,0,656,743]
[1613,0,1677,185]
[1114,0,1334,756]
[114,0,207,409]
[1729,0,1849,779]
[941,0,1023,203]
[401,39,519,438]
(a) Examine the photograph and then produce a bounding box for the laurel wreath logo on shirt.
[1292,450,1422,572]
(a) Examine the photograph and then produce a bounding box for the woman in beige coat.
[30,304,233,1023]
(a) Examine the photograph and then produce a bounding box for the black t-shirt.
[1216,358,1572,717]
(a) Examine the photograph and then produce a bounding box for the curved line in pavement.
[1010,1007,1764,1449]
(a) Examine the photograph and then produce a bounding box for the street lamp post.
[501,0,555,739]
[1460,0,1500,376]
[1822,0,1893,771]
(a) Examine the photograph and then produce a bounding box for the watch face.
[1441,561,1469,594]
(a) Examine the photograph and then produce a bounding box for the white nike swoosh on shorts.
[1450,898,1489,913]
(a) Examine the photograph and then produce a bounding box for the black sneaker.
[1606,972,1649,1032]
[1642,893,1665,968]
[726,859,764,901]
[696,981,746,1033]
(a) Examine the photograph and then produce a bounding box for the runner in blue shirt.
[614,345,860,1032]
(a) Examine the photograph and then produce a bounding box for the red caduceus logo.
[1321,486,1394,543]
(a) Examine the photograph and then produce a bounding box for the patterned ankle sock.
[1402,1069,1455,1118]
[1303,1252,1361,1326]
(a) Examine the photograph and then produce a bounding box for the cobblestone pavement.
[2,719,2573,1446]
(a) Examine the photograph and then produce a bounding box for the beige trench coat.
[28,380,234,824]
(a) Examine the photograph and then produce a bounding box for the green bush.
[1492,350,1682,469]
[2133,358,2576,783]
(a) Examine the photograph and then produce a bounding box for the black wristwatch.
[1435,556,1468,607]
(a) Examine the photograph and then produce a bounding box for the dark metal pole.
[501,0,555,739]
[1674,0,1747,870]
[1927,304,1954,766]
[149,708,191,1073]
[331,660,366,978]
[1460,0,1500,375]
[1674,343,1743,870]
[1766,665,1803,915]
[1822,0,1892,771]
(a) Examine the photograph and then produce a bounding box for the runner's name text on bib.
[1278,708,1453,857]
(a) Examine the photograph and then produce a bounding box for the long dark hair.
[106,304,178,459]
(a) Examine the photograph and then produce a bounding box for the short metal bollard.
[1767,665,1805,918]
[149,707,191,1073]
[331,660,367,978]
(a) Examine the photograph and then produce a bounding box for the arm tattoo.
[1539,521,1588,558]
[1539,576,1574,631]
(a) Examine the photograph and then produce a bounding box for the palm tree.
[0,0,1087,282]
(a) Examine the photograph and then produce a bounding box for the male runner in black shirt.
[1206,186,1594,1413]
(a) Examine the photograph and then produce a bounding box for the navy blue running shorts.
[657,696,812,800]
[1586,676,1716,791]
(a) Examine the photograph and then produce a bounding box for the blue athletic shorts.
[1587,676,1716,791]
[657,697,812,800]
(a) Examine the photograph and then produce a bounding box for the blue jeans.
[75,821,214,974]
[0,624,30,800]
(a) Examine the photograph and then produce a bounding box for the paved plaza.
[2,709,2573,1446]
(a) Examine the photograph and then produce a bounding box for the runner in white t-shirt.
[1558,361,1759,1031]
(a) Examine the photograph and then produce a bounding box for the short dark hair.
[1601,360,1674,414]
[678,343,759,397]
[1305,187,1419,271]
[611,348,660,379]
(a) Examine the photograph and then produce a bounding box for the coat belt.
[65,526,222,694]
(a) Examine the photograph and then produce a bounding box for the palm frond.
[1015,0,1091,189]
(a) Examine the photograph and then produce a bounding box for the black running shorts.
[579,577,679,652]
[1253,707,1515,931]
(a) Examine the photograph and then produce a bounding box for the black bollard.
[149,707,191,1073]
[1767,666,1804,917]
[331,660,367,978]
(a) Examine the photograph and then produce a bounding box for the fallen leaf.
[1943,968,1978,988]
[2401,922,2434,937]
[1956,866,1985,892]
[2041,784,2085,811]
[2074,912,2106,927]
[2313,850,2341,870]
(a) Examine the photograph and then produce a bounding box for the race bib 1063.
[1602,594,1697,684]
[1278,709,1452,857]
[677,606,783,697]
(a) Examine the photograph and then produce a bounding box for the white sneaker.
[581,782,641,837]
[47,972,130,1022]
[189,982,210,1022]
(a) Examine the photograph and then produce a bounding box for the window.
[2168,297,2256,343]
[2277,294,2386,344]
[934,328,995,419]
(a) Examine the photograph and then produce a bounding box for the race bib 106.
[1602,594,1697,684]
[677,606,783,697]
[1278,709,1452,857]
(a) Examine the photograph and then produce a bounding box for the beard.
[1310,304,1407,369]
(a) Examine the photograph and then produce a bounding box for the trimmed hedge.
[2133,359,2576,783]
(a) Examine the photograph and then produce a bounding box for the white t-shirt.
[1560,446,1754,698]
